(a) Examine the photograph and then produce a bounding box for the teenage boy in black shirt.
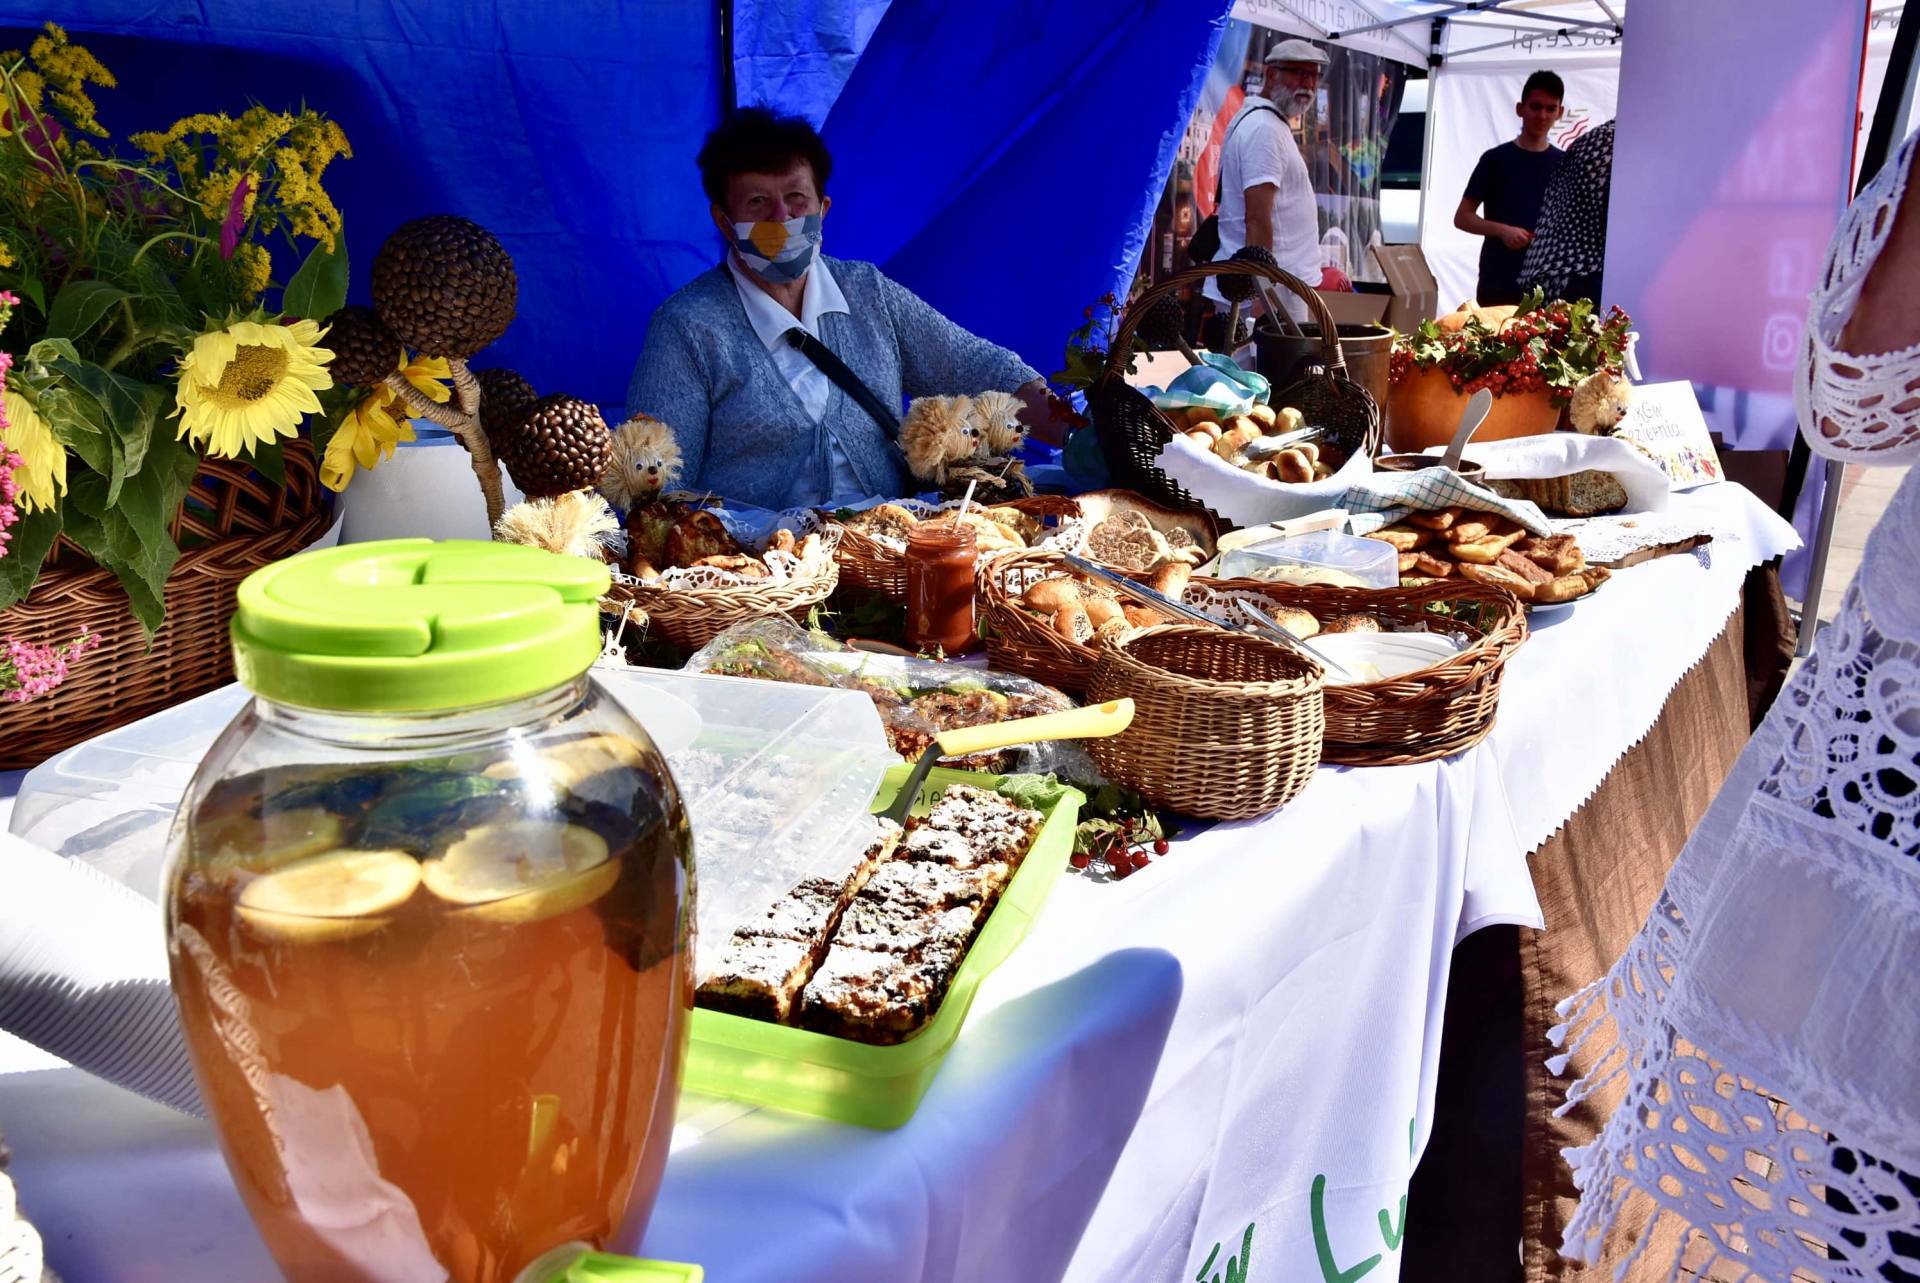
[1454,70,1567,305]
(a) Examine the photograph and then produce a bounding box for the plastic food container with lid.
[1215,529,1400,589]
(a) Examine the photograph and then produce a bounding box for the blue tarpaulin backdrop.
[4,1,1227,409]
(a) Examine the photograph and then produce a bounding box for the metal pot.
[1252,322,1394,412]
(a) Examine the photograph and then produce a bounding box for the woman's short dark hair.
[697,107,834,207]
[1522,70,1565,102]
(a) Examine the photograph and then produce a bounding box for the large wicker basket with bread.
[975,549,1196,693]
[833,495,1081,601]
[608,525,844,652]
[1086,259,1380,525]
[1085,623,1324,820]
[1194,577,1528,765]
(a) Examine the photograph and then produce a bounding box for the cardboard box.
[1313,288,1390,327]
[1371,244,1440,337]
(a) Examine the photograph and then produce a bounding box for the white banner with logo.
[1422,64,1618,312]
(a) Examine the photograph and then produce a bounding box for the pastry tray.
[683,765,1082,1129]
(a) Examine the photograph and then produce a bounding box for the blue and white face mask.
[729,212,823,283]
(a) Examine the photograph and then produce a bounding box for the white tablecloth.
[0,484,1799,1283]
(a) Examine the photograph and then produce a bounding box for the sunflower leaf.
[39,358,162,504]
[251,438,286,486]
[45,280,131,344]
[56,430,198,638]
[0,509,63,611]
[282,240,348,321]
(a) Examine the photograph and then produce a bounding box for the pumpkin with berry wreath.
[1385,292,1633,451]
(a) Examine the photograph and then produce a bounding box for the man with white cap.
[1204,37,1347,326]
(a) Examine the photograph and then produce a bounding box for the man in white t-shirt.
[1205,38,1348,324]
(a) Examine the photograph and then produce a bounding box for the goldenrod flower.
[0,240,14,269]
[229,241,271,301]
[320,385,414,492]
[27,23,114,138]
[1,388,67,512]
[174,318,333,458]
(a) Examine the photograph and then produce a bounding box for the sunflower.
[174,318,333,458]
[1,387,67,512]
[394,351,452,405]
[320,385,414,492]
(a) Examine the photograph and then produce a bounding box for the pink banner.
[1606,1,1869,448]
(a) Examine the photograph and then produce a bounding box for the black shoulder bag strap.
[786,328,901,438]
[1215,99,1284,206]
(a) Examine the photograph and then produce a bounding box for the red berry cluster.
[1068,820,1170,880]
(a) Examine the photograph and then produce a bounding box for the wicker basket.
[835,495,1081,601]
[607,527,843,651]
[1086,624,1324,820]
[1198,577,1529,766]
[0,443,333,769]
[1087,259,1381,525]
[976,548,1173,693]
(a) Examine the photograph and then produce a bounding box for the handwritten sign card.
[1614,381,1724,490]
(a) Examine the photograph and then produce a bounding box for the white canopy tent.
[1241,0,1910,307]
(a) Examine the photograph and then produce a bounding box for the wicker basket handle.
[1104,258,1349,382]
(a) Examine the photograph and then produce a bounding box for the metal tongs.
[1062,555,1360,683]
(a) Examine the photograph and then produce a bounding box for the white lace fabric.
[1797,133,1920,466]
[1556,131,1920,1282]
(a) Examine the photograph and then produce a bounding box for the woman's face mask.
[727,212,823,284]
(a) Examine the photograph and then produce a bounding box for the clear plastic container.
[600,667,896,978]
[12,670,894,982]
[1215,529,1400,588]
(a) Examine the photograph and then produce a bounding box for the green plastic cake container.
[683,766,1082,1129]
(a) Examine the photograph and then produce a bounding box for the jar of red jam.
[905,520,978,655]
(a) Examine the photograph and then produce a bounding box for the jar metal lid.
[231,539,609,712]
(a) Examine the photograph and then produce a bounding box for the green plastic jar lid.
[231,538,611,713]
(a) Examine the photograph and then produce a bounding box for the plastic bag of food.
[686,617,1084,774]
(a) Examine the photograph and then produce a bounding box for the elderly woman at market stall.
[627,108,1063,512]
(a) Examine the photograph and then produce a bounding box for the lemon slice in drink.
[197,807,347,876]
[482,734,650,794]
[421,821,616,924]
[236,848,422,942]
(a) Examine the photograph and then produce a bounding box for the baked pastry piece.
[698,936,818,1022]
[1457,561,1539,601]
[834,897,981,958]
[797,945,957,1044]
[1320,614,1383,634]
[1085,510,1166,572]
[1494,548,1554,586]
[1447,525,1525,564]
[1264,604,1321,639]
[1408,551,1455,577]
[1406,507,1460,531]
[696,818,901,1020]
[1534,565,1611,603]
[1364,524,1427,552]
[858,857,999,912]
[1514,534,1584,576]
[844,503,920,543]
[922,785,1044,856]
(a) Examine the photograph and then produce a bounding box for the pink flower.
[0,301,18,561]
[0,107,63,173]
[220,174,252,261]
[1,629,100,703]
